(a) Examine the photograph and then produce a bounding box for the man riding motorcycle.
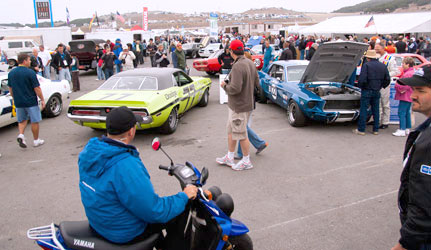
[78,106,198,250]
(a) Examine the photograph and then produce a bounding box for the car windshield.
[209,49,223,58]
[98,76,158,90]
[287,65,307,82]
[207,43,220,49]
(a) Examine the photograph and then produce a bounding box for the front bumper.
[67,114,153,128]
[308,109,360,123]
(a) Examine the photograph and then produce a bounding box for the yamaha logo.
[73,239,95,249]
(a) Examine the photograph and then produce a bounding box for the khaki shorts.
[227,108,251,141]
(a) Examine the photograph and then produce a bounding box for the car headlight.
[307,101,317,109]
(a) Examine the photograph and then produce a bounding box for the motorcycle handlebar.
[159,165,170,171]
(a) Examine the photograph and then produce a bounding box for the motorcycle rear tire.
[228,233,253,250]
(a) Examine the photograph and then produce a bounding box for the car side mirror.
[151,137,161,151]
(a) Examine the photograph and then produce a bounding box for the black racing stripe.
[150,98,180,115]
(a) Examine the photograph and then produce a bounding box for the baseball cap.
[106,106,143,135]
[398,65,431,87]
[230,40,244,51]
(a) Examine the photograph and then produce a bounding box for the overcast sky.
[2,0,368,24]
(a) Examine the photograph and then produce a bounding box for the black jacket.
[306,47,316,61]
[30,55,43,73]
[358,59,390,91]
[154,51,170,67]
[398,117,431,250]
[279,49,293,60]
[288,43,297,59]
[101,53,117,70]
[218,52,234,69]
[51,51,72,72]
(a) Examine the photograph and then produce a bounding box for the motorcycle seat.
[59,221,159,250]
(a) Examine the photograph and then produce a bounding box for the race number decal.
[268,85,277,100]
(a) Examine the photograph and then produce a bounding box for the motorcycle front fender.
[229,218,249,236]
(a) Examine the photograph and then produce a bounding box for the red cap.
[230,40,244,51]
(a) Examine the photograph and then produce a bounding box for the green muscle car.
[67,68,211,134]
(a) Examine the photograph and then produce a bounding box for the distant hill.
[334,0,430,13]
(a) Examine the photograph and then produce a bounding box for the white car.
[198,43,222,58]
[0,72,70,128]
[251,44,281,58]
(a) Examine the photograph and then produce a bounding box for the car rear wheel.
[44,94,63,118]
[160,108,178,134]
[287,100,307,127]
[207,71,216,76]
[198,89,209,107]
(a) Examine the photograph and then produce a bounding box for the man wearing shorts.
[8,53,45,148]
[217,40,259,171]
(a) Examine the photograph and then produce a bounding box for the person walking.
[353,50,390,135]
[118,45,136,71]
[262,40,273,73]
[70,55,80,91]
[7,53,45,148]
[154,44,170,68]
[51,44,72,82]
[147,39,157,67]
[393,57,415,137]
[101,45,117,80]
[95,44,105,81]
[391,65,431,250]
[174,43,186,73]
[374,42,400,129]
[216,40,259,171]
[38,45,51,79]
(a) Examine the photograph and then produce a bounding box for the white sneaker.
[232,159,253,171]
[17,134,27,148]
[33,138,45,147]
[392,129,406,137]
[216,154,234,167]
[406,129,410,135]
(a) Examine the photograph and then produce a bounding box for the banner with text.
[209,13,218,38]
[143,7,148,31]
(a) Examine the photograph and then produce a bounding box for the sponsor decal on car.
[165,91,177,100]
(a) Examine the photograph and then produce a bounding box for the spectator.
[374,42,400,129]
[393,57,415,137]
[298,35,306,60]
[133,40,144,65]
[147,39,157,67]
[306,43,318,61]
[174,43,186,72]
[262,40,273,73]
[420,40,431,61]
[70,55,80,91]
[217,40,259,171]
[279,42,293,60]
[118,45,136,71]
[38,45,51,79]
[113,39,123,73]
[0,47,7,65]
[354,50,390,135]
[154,44,170,68]
[95,44,105,81]
[408,38,418,53]
[7,53,45,148]
[217,47,234,74]
[30,48,43,76]
[51,44,72,82]
[106,39,115,51]
[385,41,397,54]
[101,45,117,80]
[287,39,297,59]
[396,36,407,54]
[142,39,147,59]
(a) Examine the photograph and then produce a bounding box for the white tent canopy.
[300,12,431,35]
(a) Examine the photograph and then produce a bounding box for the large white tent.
[300,12,431,35]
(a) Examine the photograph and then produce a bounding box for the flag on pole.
[95,12,100,26]
[66,7,70,25]
[116,11,125,23]
[89,14,96,30]
[364,16,375,28]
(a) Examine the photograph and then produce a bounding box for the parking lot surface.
[0,60,426,250]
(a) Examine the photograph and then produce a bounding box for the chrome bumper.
[67,114,153,126]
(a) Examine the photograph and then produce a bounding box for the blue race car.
[258,41,368,127]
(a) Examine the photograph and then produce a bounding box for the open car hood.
[300,41,368,84]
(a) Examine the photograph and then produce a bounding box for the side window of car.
[177,72,193,86]
[8,42,22,49]
[0,79,8,95]
[172,75,178,87]
[270,65,284,81]
[25,41,34,48]
[413,57,421,66]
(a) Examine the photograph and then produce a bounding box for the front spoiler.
[308,110,360,123]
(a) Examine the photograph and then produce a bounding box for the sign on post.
[143,7,148,31]
[33,0,54,27]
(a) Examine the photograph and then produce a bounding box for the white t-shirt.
[38,50,51,66]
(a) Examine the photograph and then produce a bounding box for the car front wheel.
[287,100,307,127]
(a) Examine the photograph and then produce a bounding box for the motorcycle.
[27,137,253,250]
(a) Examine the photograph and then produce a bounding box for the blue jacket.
[262,46,273,73]
[358,59,390,91]
[113,42,123,65]
[78,137,189,243]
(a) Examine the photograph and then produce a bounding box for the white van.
[0,39,40,67]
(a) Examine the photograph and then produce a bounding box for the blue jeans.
[398,101,412,130]
[236,126,265,158]
[104,68,114,79]
[43,66,51,79]
[358,89,380,132]
[96,65,105,80]
[16,106,42,123]
[221,69,231,74]
[116,64,122,73]
[58,68,71,81]
[300,50,305,60]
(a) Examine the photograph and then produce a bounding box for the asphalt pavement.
[0,58,426,250]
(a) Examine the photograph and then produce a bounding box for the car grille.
[324,100,360,110]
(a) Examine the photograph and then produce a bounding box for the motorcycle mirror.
[200,167,209,186]
[151,137,161,151]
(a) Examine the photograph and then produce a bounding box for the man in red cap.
[391,65,431,250]
[216,39,259,171]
